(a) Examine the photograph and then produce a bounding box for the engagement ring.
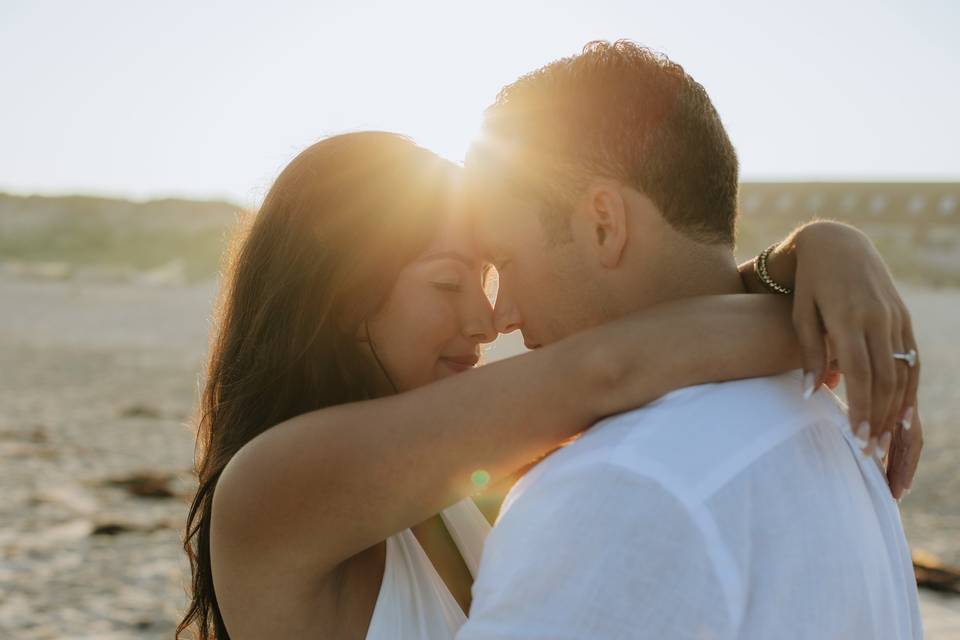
[893,349,918,368]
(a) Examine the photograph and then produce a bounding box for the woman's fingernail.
[902,406,914,431]
[802,372,816,400]
[876,432,892,459]
[854,421,871,449]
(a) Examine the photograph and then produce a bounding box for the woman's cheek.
[437,299,462,342]
[404,296,449,379]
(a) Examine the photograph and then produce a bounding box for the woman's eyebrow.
[420,251,476,269]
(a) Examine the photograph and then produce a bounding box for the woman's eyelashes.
[430,280,463,293]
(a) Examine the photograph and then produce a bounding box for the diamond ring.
[892,349,918,368]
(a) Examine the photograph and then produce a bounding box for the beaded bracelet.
[755,243,793,295]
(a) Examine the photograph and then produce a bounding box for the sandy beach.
[1,272,958,638]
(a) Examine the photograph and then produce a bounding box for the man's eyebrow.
[419,251,476,269]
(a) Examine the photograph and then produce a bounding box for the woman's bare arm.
[211,294,800,588]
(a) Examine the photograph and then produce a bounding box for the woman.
[177,132,920,639]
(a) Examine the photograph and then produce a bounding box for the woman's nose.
[465,322,497,344]
[464,305,497,344]
[462,295,498,344]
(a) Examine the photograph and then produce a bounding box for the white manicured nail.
[876,432,892,459]
[901,406,914,431]
[854,421,871,449]
[802,372,816,400]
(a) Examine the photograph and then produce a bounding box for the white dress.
[365,497,491,639]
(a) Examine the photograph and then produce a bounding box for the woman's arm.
[738,219,921,499]
[212,294,800,582]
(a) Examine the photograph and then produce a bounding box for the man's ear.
[581,180,628,269]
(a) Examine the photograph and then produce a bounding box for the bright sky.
[1,0,958,206]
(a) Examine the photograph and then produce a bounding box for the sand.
[1,273,958,638]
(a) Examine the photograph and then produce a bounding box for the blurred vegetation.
[0,194,244,283]
[1,184,958,286]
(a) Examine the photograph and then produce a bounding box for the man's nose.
[494,297,522,335]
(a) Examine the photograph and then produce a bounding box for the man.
[457,41,922,639]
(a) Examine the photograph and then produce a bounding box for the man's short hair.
[468,40,739,246]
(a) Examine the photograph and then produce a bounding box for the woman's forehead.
[424,213,482,258]
[415,214,495,290]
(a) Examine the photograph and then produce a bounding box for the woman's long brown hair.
[177,132,458,639]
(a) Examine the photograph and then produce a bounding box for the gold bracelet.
[755,243,793,295]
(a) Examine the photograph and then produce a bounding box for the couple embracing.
[178,41,923,639]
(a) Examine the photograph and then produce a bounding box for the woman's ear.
[583,180,628,269]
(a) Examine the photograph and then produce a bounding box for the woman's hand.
[741,220,921,500]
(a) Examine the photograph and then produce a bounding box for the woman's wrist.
[764,238,798,291]
[740,227,802,294]
[743,220,870,295]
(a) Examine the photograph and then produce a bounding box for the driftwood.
[118,403,163,419]
[104,471,177,498]
[914,550,960,595]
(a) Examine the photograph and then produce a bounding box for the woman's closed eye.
[431,280,463,293]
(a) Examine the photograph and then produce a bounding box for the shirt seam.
[689,412,845,503]
[606,456,746,632]
[536,455,746,631]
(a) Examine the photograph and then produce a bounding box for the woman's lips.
[439,354,479,373]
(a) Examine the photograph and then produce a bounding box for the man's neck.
[615,242,745,314]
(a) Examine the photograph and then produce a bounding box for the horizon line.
[3,176,960,209]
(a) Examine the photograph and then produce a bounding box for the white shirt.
[457,370,922,640]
